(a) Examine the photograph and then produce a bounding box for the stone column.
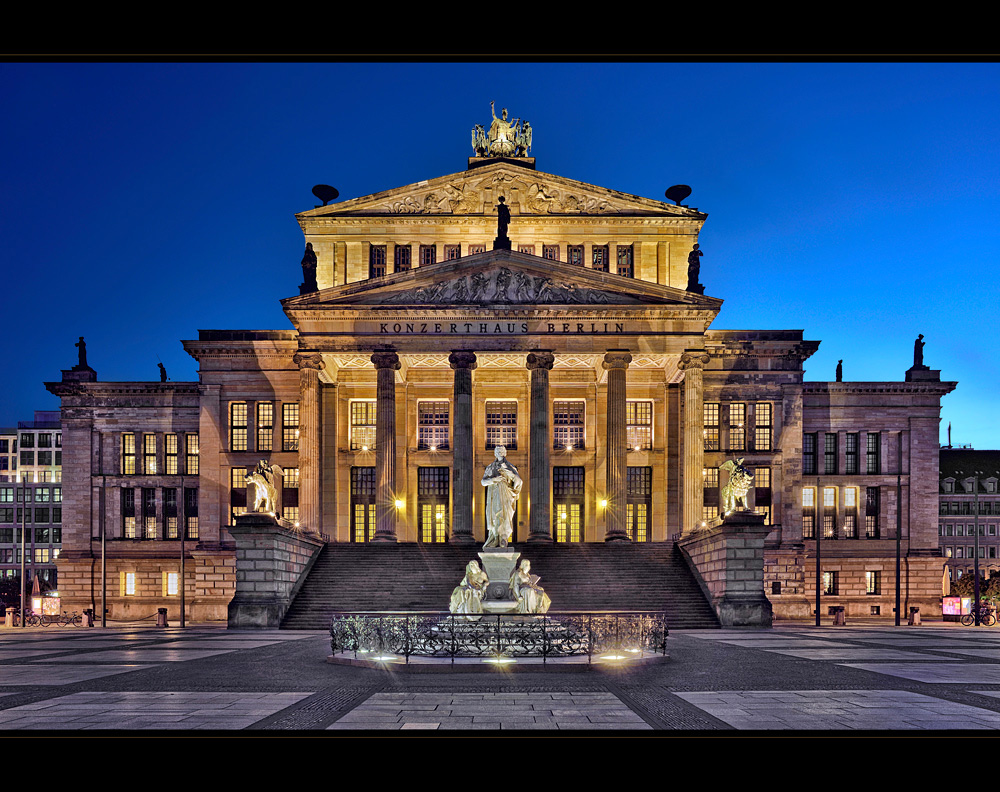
[527,351,555,543]
[371,350,401,542]
[680,351,711,535]
[293,352,324,532]
[449,351,477,544]
[603,351,632,542]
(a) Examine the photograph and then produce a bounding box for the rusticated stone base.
[678,511,773,627]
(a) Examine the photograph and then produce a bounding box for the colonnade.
[293,347,710,542]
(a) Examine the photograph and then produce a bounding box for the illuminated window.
[846,433,859,474]
[754,403,772,451]
[369,244,387,278]
[568,245,584,265]
[394,245,411,272]
[703,403,720,451]
[143,488,157,539]
[728,403,745,452]
[165,571,179,596]
[553,467,584,543]
[542,244,559,261]
[486,401,517,451]
[803,487,816,539]
[231,468,247,523]
[34,548,49,563]
[844,487,858,538]
[822,571,838,595]
[185,488,198,539]
[19,434,34,449]
[626,401,652,451]
[230,403,248,452]
[350,467,376,543]
[616,244,634,277]
[626,467,651,542]
[122,489,136,539]
[418,467,449,543]
[257,403,273,452]
[866,487,880,538]
[592,244,609,272]
[350,401,376,451]
[703,467,720,517]
[755,467,771,525]
[283,467,299,523]
[122,433,136,475]
[417,401,449,451]
[419,245,436,266]
[165,434,178,475]
[282,403,300,451]
[866,433,881,474]
[444,244,461,261]
[185,434,199,475]
[553,401,585,451]
[823,487,837,538]
[123,571,136,596]
[866,571,881,595]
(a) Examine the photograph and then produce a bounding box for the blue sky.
[2,62,997,446]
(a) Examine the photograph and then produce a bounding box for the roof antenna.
[665,185,692,206]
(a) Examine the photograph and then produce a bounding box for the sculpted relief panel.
[380,267,619,305]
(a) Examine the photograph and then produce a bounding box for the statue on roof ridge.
[472,102,531,158]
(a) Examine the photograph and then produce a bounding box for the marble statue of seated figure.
[509,559,551,614]
[449,561,490,617]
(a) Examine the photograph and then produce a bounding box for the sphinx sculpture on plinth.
[720,457,753,516]
[481,445,521,550]
[449,561,490,619]
[246,460,281,516]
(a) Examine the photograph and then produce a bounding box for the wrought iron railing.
[330,610,668,664]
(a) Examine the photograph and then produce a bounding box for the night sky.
[2,62,997,446]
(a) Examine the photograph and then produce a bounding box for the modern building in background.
[938,448,1000,586]
[43,113,956,622]
[0,411,63,588]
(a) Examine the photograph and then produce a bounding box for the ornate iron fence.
[330,611,668,664]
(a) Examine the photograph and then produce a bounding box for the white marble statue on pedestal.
[481,445,522,550]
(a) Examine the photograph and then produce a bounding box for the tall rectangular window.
[369,244,387,278]
[553,467,584,542]
[231,468,247,523]
[282,467,299,524]
[626,401,653,451]
[417,401,449,451]
[729,403,745,452]
[282,403,300,451]
[823,486,837,539]
[142,488,157,539]
[165,434,178,475]
[803,433,817,475]
[803,487,816,539]
[184,488,199,539]
[553,401,585,451]
[230,403,248,452]
[419,245,436,266]
[568,245,584,266]
[616,244,634,277]
[122,489,136,539]
[866,487,881,538]
[866,571,881,595]
[755,467,772,525]
[592,244,609,272]
[824,433,837,475]
[394,245,411,272]
[164,488,178,539]
[257,403,274,452]
[418,467,449,543]
[703,403,720,451]
[122,433,136,475]
[822,571,838,595]
[350,467,376,543]
[866,433,881,474]
[486,401,517,451]
[350,401,376,451]
[626,467,652,542]
[142,434,157,475]
[844,487,858,538]
[703,467,719,522]
[754,403,772,451]
[846,433,859,474]
[185,434,199,475]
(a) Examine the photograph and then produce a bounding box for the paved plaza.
[5,620,1000,733]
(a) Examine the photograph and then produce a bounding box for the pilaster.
[603,350,632,542]
[449,351,478,543]
[371,350,401,542]
[680,351,710,536]
[527,351,555,543]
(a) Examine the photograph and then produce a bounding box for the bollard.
[908,607,921,626]
[156,608,168,628]
[5,607,14,628]
[82,609,94,628]
[832,606,847,626]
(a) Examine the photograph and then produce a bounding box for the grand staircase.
[280,542,720,630]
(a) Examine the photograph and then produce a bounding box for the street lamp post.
[815,478,822,627]
[974,471,982,626]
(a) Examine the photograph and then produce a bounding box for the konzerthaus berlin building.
[45,113,956,623]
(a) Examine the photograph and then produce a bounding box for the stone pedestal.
[478,549,520,613]
[678,510,773,627]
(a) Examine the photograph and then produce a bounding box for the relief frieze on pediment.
[378,266,622,305]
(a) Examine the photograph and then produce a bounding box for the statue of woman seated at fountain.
[509,560,551,614]
[449,561,490,618]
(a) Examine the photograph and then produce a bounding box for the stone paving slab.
[841,663,1000,684]
[0,664,154,685]
[38,649,236,663]
[763,648,939,661]
[153,640,287,650]
[714,639,856,648]
[674,690,1000,730]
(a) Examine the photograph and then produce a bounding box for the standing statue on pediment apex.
[687,244,704,294]
[75,336,88,369]
[300,242,318,294]
[913,334,926,368]
[488,101,519,157]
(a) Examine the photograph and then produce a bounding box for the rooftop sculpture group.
[472,101,532,158]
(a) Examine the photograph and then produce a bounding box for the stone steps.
[280,543,720,630]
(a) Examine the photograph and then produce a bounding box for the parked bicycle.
[39,610,83,627]
[10,610,41,627]
[961,606,996,627]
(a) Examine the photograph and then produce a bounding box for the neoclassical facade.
[45,133,955,622]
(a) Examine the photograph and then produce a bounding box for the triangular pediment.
[282,249,722,311]
[297,161,705,219]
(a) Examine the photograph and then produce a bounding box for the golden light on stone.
[485,656,516,664]
[395,499,405,510]
[599,499,608,509]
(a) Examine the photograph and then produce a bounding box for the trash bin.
[156,608,168,628]
[832,606,847,626]
[908,607,921,626]
[4,608,14,628]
